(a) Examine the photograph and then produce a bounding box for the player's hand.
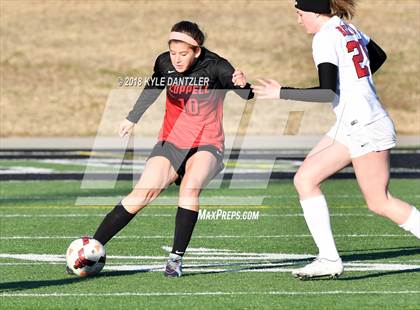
[119,119,135,137]
[232,69,247,88]
[251,79,282,99]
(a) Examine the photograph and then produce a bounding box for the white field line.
[159,246,309,258]
[1,253,419,272]
[0,167,55,174]
[0,263,419,273]
[3,260,420,266]
[3,195,265,200]
[0,206,402,210]
[3,261,420,266]
[75,196,266,206]
[1,248,419,263]
[0,234,412,240]
[170,247,232,252]
[0,253,314,262]
[2,194,420,200]
[103,263,420,273]
[1,291,420,297]
[387,260,420,263]
[0,213,374,218]
[259,214,374,217]
[0,214,171,218]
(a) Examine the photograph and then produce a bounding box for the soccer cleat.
[164,253,183,278]
[292,257,344,280]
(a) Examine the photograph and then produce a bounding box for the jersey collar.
[319,15,341,32]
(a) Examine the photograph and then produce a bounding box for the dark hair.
[170,21,205,46]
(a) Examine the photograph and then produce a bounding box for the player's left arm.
[252,63,338,102]
[366,40,387,74]
[253,30,339,102]
[216,59,254,100]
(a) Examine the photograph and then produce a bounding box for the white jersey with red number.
[312,16,388,129]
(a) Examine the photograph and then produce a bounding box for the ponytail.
[330,0,357,19]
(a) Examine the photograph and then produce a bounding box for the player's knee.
[363,192,390,216]
[293,172,317,193]
[178,188,200,209]
[124,188,161,212]
[179,187,201,198]
[293,173,301,189]
[181,177,205,194]
[366,200,387,216]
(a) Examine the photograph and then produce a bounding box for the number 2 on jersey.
[346,39,370,79]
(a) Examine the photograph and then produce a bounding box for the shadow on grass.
[288,246,420,282]
[1,247,418,288]
[0,260,308,290]
[340,246,420,262]
[337,246,420,281]
[181,258,309,277]
[338,268,420,281]
[284,268,420,282]
[339,246,420,253]
[183,247,420,278]
[0,269,151,292]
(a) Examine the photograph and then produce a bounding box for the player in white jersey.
[253,0,420,279]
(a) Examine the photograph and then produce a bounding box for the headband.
[168,31,199,47]
[295,0,331,14]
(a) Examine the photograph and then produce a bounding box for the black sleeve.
[279,63,338,102]
[216,59,254,100]
[126,57,165,123]
[366,39,387,74]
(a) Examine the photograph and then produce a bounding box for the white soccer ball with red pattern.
[66,237,106,277]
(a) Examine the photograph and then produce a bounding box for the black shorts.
[148,141,225,185]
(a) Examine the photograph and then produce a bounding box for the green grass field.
[1,179,419,309]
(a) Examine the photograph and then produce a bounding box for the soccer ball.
[66,237,106,277]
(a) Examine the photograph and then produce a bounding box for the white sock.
[300,195,340,261]
[399,206,420,239]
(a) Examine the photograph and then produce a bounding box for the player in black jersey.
[84,21,254,278]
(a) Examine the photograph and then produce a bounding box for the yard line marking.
[0,234,412,240]
[0,252,314,262]
[0,213,374,218]
[1,263,419,273]
[104,264,420,273]
[0,167,55,174]
[3,260,420,266]
[0,205,378,210]
[75,196,267,206]
[0,214,171,218]
[260,214,374,217]
[3,195,419,202]
[0,205,272,210]
[1,291,419,297]
[1,251,419,273]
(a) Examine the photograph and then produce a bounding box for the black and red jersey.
[126,48,253,151]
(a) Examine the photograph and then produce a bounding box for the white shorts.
[326,116,397,158]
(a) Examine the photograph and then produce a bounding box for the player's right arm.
[120,55,166,137]
[216,58,254,100]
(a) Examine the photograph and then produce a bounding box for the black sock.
[171,207,199,256]
[93,202,135,245]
